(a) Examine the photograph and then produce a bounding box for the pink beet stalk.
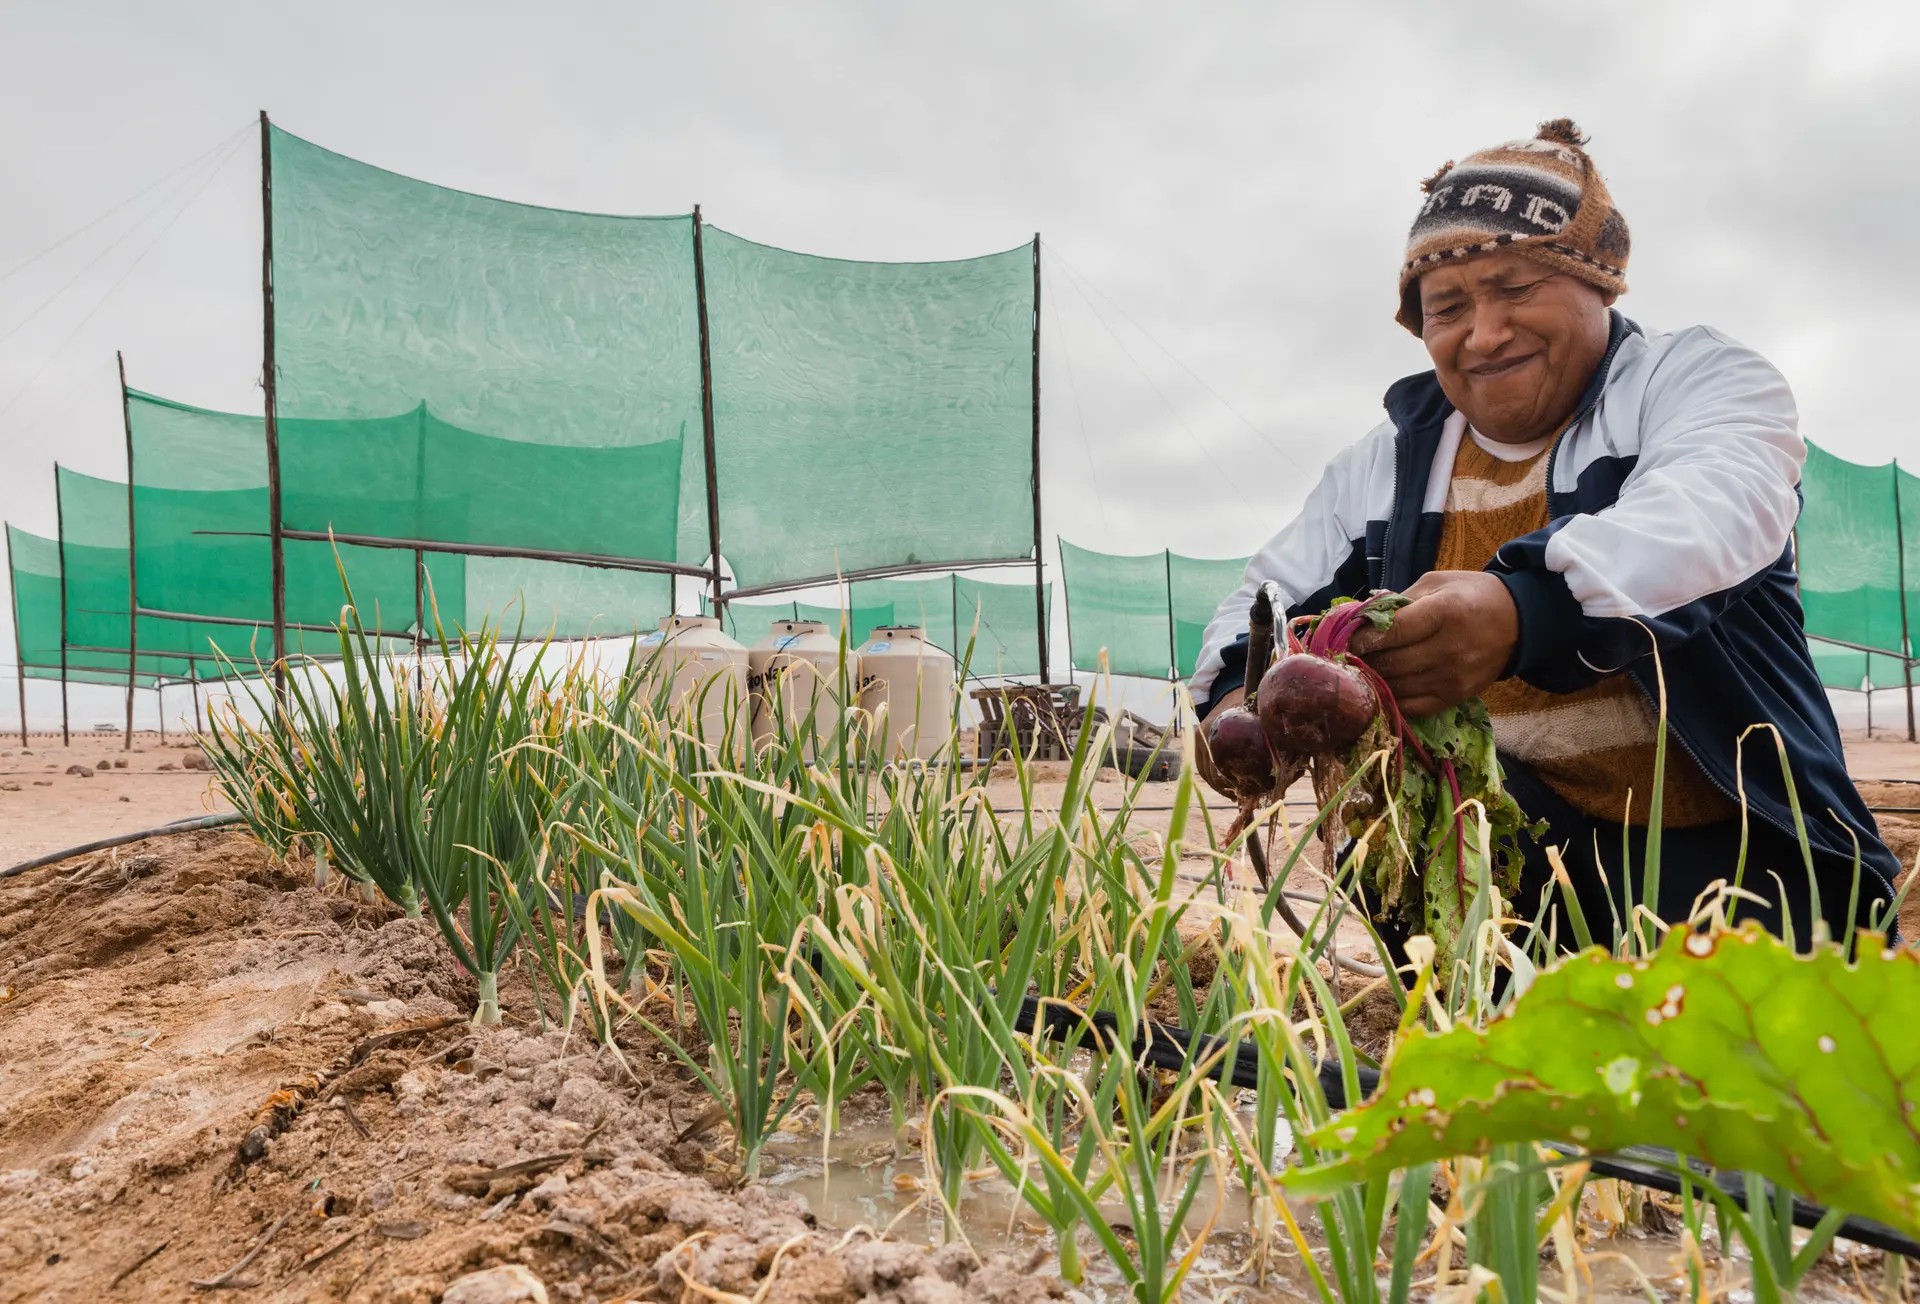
[1301,596,1472,908]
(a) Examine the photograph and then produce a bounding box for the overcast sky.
[2,0,1915,729]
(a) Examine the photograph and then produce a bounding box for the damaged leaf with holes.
[1286,926,1920,1238]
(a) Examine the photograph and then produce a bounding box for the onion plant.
[198,590,1914,1301]
[204,605,432,914]
[403,626,553,1024]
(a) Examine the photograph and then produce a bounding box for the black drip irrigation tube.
[0,812,245,880]
[1008,994,1920,1261]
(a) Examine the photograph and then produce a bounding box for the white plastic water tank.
[747,619,847,753]
[856,626,956,762]
[635,615,749,753]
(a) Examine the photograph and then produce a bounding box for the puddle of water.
[763,1099,1341,1302]
[761,1098,1767,1302]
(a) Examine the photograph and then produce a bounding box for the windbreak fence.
[1058,540,1250,681]
[126,389,672,662]
[1797,441,1917,699]
[8,525,177,688]
[57,467,282,681]
[265,122,1040,605]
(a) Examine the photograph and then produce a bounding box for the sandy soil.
[0,829,1066,1304]
[0,733,232,867]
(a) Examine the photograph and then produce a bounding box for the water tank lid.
[663,614,721,632]
[866,625,923,640]
[772,620,830,636]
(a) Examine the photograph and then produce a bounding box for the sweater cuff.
[1494,566,1584,679]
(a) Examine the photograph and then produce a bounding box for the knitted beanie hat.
[1396,118,1630,335]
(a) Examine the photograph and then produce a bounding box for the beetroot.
[1257,655,1376,754]
[1204,706,1279,799]
[1253,593,1387,757]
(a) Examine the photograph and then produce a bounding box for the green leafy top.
[1301,593,1535,974]
[1287,926,1920,1237]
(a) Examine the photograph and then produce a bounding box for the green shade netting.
[1796,443,1913,663]
[847,578,957,654]
[128,390,461,642]
[1808,639,1910,693]
[128,390,669,644]
[57,468,285,679]
[267,125,705,567]
[954,576,1047,678]
[21,664,168,687]
[8,524,170,686]
[1903,459,1920,652]
[796,599,895,646]
[1168,552,1248,679]
[704,227,1036,590]
[1059,539,1173,679]
[456,556,668,641]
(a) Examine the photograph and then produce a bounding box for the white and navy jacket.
[1191,313,1898,895]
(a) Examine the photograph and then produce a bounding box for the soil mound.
[0,833,1063,1304]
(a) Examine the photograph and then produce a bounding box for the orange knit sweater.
[1435,431,1734,827]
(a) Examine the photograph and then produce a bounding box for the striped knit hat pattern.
[1396,119,1630,335]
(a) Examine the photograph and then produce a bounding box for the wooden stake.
[118,351,137,750]
[1894,460,1915,743]
[6,527,26,746]
[54,466,70,746]
[691,205,724,613]
[260,110,287,707]
[1030,234,1049,684]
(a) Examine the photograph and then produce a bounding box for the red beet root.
[1204,706,1277,799]
[1257,655,1376,755]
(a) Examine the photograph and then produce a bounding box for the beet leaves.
[1211,591,1535,976]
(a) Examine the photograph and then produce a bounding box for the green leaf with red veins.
[1286,927,1920,1238]
[1307,589,1534,976]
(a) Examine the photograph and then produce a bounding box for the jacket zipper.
[1378,435,1402,590]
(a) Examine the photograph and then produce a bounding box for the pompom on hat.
[1396,118,1630,335]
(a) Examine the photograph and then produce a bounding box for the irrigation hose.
[1009,994,1920,1261]
[0,812,245,880]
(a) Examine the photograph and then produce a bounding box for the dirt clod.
[442,1263,549,1304]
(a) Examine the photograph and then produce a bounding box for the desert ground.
[2,730,1917,1302]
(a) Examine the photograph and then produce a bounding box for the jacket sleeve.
[1188,424,1387,716]
[1487,328,1804,692]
